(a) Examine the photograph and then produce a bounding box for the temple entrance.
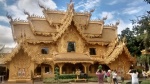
[0,66,9,81]
[35,64,52,75]
[101,64,110,71]
[62,63,84,74]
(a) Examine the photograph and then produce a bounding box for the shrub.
[59,74,76,79]
[141,80,150,84]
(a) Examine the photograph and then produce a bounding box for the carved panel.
[57,27,85,53]
[10,49,31,79]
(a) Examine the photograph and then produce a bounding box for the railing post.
[0,76,1,83]
[2,75,4,83]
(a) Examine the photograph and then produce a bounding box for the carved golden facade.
[1,1,136,82]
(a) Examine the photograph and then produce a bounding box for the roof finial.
[68,1,74,11]
[24,10,30,17]
[90,9,95,13]
[38,3,46,10]
[102,15,107,20]
[6,12,13,22]
[116,20,120,26]
[70,0,73,3]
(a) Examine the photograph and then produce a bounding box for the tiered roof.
[1,1,136,64]
[7,1,119,45]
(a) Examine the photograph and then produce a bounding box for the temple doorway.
[0,66,9,81]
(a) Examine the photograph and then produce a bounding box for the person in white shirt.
[112,70,118,84]
[127,69,139,84]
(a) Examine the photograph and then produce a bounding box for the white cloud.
[107,0,125,5]
[127,0,143,6]
[117,20,132,34]
[0,0,4,2]
[0,25,16,48]
[0,16,9,23]
[99,11,114,20]
[107,0,118,5]
[75,0,101,10]
[4,0,57,20]
[123,6,143,15]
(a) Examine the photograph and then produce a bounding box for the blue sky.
[0,0,149,47]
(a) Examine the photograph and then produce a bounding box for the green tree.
[144,0,150,4]
[131,14,150,71]
[118,28,143,56]
[54,67,59,81]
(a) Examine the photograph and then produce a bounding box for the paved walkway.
[0,81,125,84]
[1,82,123,84]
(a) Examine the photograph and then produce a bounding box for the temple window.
[89,48,96,55]
[36,66,41,75]
[67,42,75,52]
[41,47,49,54]
[45,67,49,73]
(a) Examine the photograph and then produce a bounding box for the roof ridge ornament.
[38,2,46,10]
[6,12,13,22]
[102,15,107,20]
[67,0,74,11]
[24,10,30,17]
[90,9,95,13]
[115,20,120,26]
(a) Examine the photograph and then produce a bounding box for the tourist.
[107,70,112,84]
[142,70,147,79]
[127,69,139,84]
[112,70,118,84]
[96,69,104,84]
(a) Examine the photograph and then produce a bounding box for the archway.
[0,66,9,81]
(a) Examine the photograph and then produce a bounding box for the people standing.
[142,70,147,79]
[112,70,118,84]
[107,70,112,84]
[127,69,139,84]
[96,69,104,84]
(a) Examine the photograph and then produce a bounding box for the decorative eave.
[104,42,136,64]
[53,61,93,64]
[26,40,53,44]
[84,34,101,38]
[52,2,74,41]
[104,38,118,57]
[53,53,93,64]
[90,56,105,64]
[104,20,120,29]
[2,40,22,63]
[87,41,109,45]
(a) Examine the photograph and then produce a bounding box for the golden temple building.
[0,1,136,83]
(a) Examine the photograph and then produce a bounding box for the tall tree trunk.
[145,61,149,71]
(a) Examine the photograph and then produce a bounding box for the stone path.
[1,81,123,84]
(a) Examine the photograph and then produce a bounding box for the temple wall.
[108,51,131,79]
[8,49,34,82]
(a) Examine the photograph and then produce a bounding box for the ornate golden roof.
[105,42,136,64]
[53,53,93,64]
[7,1,118,45]
[2,1,135,65]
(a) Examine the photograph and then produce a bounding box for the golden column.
[82,63,91,73]
[57,63,64,74]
